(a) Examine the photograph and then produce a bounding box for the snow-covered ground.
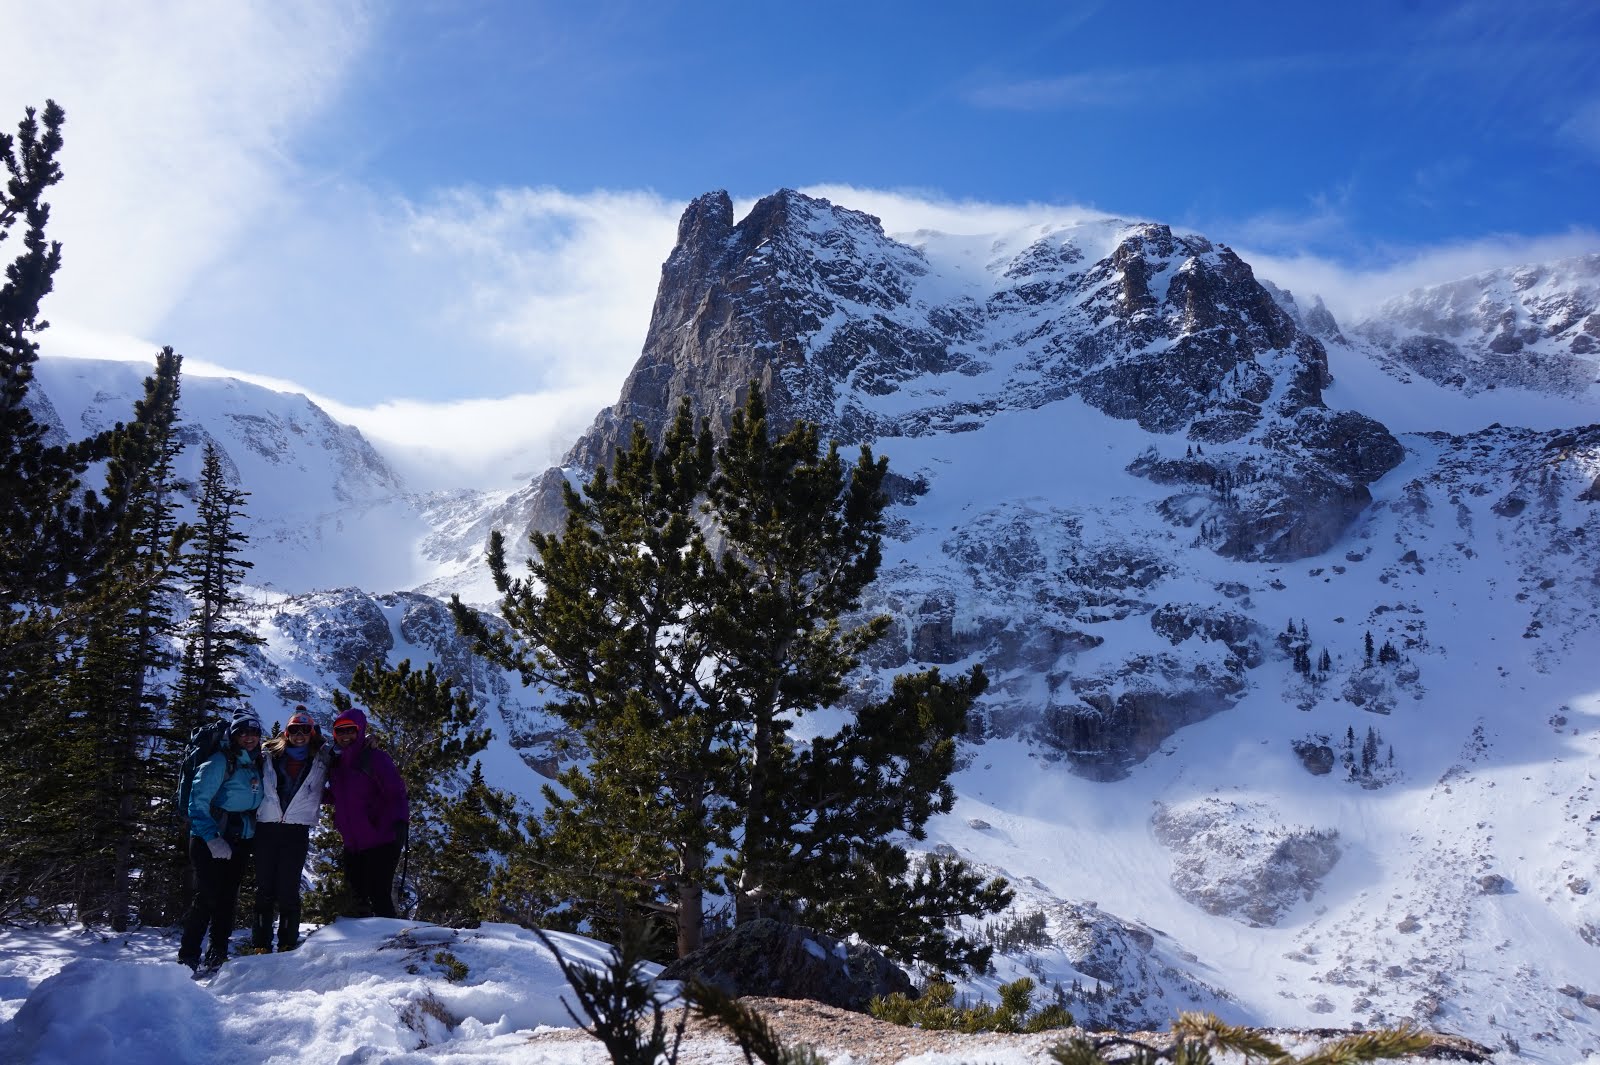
[2,921,634,1065]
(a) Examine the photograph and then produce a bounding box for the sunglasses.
[333,725,359,735]
[285,725,313,735]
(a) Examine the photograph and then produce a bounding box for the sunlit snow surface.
[3,921,633,1065]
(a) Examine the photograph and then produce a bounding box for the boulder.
[658,918,912,1012]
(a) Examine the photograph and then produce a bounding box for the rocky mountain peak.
[1350,253,1600,397]
[544,192,1403,564]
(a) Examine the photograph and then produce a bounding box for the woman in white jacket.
[251,707,332,951]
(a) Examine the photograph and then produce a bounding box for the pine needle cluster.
[870,977,1073,1034]
[1047,1011,1434,1065]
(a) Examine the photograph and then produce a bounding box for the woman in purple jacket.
[325,706,409,918]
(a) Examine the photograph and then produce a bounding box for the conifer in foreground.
[454,385,1009,972]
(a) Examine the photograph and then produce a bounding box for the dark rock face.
[1149,604,1263,667]
[564,189,959,477]
[658,918,912,1012]
[1292,740,1337,775]
[268,590,394,685]
[1042,657,1248,779]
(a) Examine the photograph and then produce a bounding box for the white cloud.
[1241,229,1600,325]
[798,183,1122,235]
[0,0,370,339]
[321,387,617,492]
[397,186,683,391]
[964,71,1138,111]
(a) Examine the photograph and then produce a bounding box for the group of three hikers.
[178,704,410,972]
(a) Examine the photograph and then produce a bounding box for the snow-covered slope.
[1346,255,1600,402]
[31,358,505,596]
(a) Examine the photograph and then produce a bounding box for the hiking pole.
[400,837,411,918]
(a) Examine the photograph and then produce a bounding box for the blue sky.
[2,0,1597,485]
[334,1,1600,251]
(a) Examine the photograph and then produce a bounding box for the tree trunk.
[735,711,772,925]
[676,852,704,957]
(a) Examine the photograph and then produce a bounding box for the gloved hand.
[394,821,409,848]
[206,836,233,860]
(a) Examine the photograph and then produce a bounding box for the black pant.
[342,840,402,918]
[180,834,254,963]
[253,822,311,948]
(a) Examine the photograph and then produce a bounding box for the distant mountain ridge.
[1348,254,1600,398]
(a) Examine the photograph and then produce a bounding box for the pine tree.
[1318,648,1331,674]
[417,762,520,927]
[1361,727,1378,774]
[172,440,260,732]
[455,387,1008,971]
[1363,630,1375,667]
[61,349,189,929]
[0,100,105,920]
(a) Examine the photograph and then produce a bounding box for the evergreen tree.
[172,441,260,731]
[0,100,105,920]
[1363,630,1375,666]
[454,387,1008,971]
[61,349,189,929]
[418,762,521,927]
[1318,648,1331,674]
[1361,727,1379,775]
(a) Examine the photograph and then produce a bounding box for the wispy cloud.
[1558,98,1600,159]
[966,70,1145,111]
[966,53,1361,112]
[0,0,370,339]
[1242,229,1600,326]
[398,187,682,391]
[800,184,1121,234]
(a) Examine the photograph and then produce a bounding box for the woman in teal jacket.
[178,708,264,972]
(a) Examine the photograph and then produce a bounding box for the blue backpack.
[176,717,232,827]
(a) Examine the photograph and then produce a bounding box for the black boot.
[277,907,301,951]
[252,911,274,951]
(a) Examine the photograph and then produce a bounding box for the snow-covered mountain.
[1347,255,1600,400]
[23,190,1600,1060]
[31,359,505,596]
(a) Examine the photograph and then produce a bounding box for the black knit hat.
[229,708,263,736]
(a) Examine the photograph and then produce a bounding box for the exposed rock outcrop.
[658,918,912,1012]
